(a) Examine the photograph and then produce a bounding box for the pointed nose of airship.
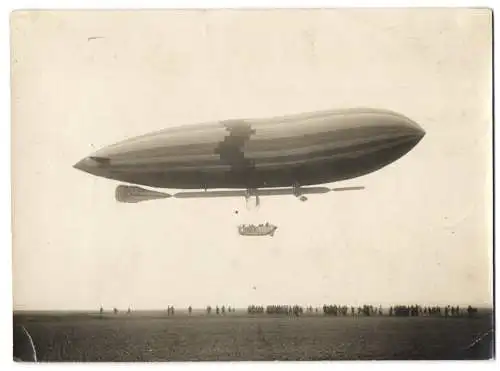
[73,158,90,172]
[405,117,426,140]
[73,156,110,175]
[381,110,425,148]
[406,118,426,145]
[415,125,426,144]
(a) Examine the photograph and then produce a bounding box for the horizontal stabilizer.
[115,185,171,203]
[115,185,364,202]
[173,187,331,199]
[331,186,365,191]
[174,190,247,198]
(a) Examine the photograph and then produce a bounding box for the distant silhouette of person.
[467,305,478,317]
[188,306,192,315]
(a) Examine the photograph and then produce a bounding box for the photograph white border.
[1,1,497,371]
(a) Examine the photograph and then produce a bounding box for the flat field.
[13,312,494,361]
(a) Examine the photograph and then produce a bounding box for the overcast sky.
[12,9,492,310]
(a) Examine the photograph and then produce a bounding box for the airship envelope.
[75,108,425,191]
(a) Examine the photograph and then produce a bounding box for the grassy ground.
[13,312,494,361]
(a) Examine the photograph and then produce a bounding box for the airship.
[73,108,425,207]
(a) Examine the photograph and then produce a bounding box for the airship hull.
[74,108,425,189]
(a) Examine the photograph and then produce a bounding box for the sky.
[11,9,492,310]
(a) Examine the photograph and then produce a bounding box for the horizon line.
[13,304,494,313]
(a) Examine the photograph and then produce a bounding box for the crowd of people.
[389,305,478,317]
[230,304,479,318]
[166,306,175,316]
[246,305,265,314]
[264,305,309,316]
[98,304,480,318]
[205,305,236,315]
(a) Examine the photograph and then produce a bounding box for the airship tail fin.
[115,185,171,203]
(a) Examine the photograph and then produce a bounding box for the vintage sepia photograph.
[11,8,493,362]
